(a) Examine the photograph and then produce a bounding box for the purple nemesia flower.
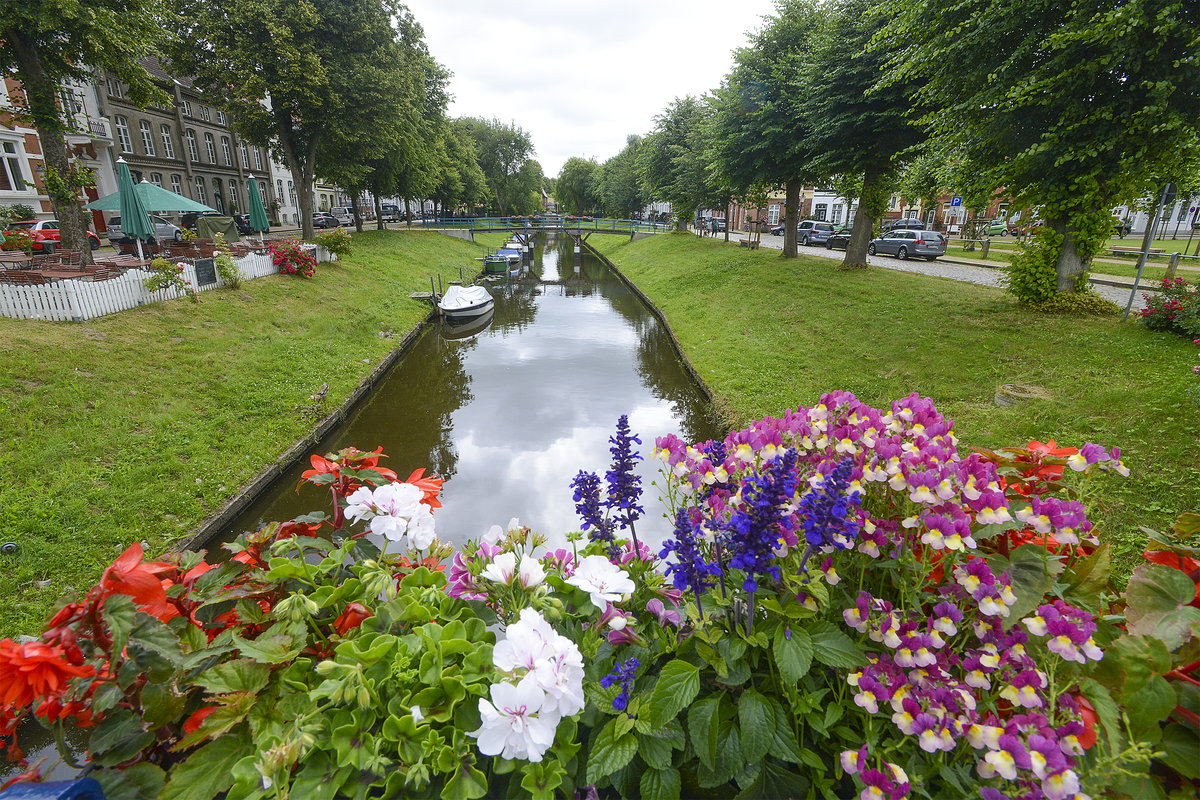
[600,658,640,712]
[646,598,681,627]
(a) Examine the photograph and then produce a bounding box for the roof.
[138,56,195,90]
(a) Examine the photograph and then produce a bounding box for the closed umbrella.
[114,158,154,260]
[246,175,270,246]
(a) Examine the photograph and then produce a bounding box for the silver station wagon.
[867,229,947,261]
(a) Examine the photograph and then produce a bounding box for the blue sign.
[950,196,963,207]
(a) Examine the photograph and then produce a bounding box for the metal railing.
[419,217,672,235]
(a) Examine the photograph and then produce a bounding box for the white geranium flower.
[471,675,558,762]
[517,555,546,589]
[343,482,436,547]
[411,705,424,723]
[565,555,634,611]
[481,552,517,585]
[492,609,585,719]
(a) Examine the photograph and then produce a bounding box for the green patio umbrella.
[246,175,270,245]
[114,158,154,259]
[86,180,215,213]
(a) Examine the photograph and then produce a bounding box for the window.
[182,99,192,117]
[257,181,267,205]
[229,179,239,211]
[1,140,28,191]
[767,204,780,225]
[831,205,843,225]
[216,110,226,126]
[64,88,86,115]
[114,116,132,152]
[889,195,898,210]
[139,120,155,155]
[1179,197,1192,222]
[150,172,163,187]
[221,137,232,166]
[199,106,210,122]
[814,203,827,222]
[997,202,1010,219]
[287,181,295,207]
[204,133,217,163]
[195,176,206,204]
[160,125,175,159]
[171,174,182,195]
[106,78,123,99]
[185,130,199,162]
[254,149,263,171]
[240,143,249,169]
[276,179,284,203]
[213,181,224,213]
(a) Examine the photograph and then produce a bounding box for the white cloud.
[405,0,778,177]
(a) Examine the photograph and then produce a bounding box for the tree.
[595,136,648,219]
[895,149,944,222]
[0,0,170,264]
[888,0,1200,297]
[640,96,713,232]
[461,118,536,216]
[710,2,822,256]
[556,157,600,215]
[171,0,424,240]
[804,0,928,268]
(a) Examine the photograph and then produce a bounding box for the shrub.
[141,256,198,303]
[1028,289,1121,316]
[1,229,33,254]
[312,226,352,258]
[268,238,316,278]
[1139,277,1200,339]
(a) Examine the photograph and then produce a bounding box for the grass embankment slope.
[0,230,481,634]
[590,232,1200,577]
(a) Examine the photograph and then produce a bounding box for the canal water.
[216,234,725,552]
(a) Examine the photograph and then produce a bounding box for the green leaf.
[519,761,565,800]
[1063,542,1110,608]
[1079,677,1123,757]
[104,594,137,658]
[194,658,270,695]
[994,544,1062,622]
[807,621,865,669]
[768,705,801,764]
[645,659,701,728]
[232,626,303,664]
[445,760,488,800]
[140,681,186,729]
[92,764,166,800]
[638,732,674,770]
[1124,675,1175,743]
[688,694,721,769]
[1160,723,1200,779]
[773,627,813,685]
[1090,633,1173,702]
[1126,564,1200,650]
[586,716,637,784]
[161,728,250,800]
[738,688,773,763]
[640,767,681,800]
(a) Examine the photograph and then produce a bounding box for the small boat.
[437,284,494,322]
[483,253,509,274]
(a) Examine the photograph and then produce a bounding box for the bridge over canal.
[415,216,674,240]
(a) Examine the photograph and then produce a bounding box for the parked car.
[232,214,268,235]
[1113,217,1132,238]
[106,215,183,244]
[797,220,836,246]
[313,212,341,229]
[866,229,947,261]
[985,219,1010,236]
[6,219,101,251]
[181,211,225,231]
[330,207,355,227]
[883,217,926,232]
[824,226,854,251]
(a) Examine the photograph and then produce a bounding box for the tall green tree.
[805,0,927,267]
[595,135,648,219]
[430,119,489,216]
[556,157,599,215]
[171,0,423,239]
[888,0,1200,296]
[710,1,822,256]
[461,117,536,216]
[0,0,170,264]
[640,96,713,232]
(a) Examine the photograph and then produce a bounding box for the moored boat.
[483,253,509,274]
[437,284,494,322]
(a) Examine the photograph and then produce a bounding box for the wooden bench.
[0,270,48,285]
[738,238,759,250]
[1111,246,1164,258]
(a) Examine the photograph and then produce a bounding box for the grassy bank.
[589,232,1200,577]
[0,231,481,634]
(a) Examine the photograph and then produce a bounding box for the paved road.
[724,230,1148,312]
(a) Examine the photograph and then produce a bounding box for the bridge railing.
[422,217,672,234]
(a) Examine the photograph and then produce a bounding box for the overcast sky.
[405,0,780,178]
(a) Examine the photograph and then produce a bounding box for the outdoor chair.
[1,270,48,285]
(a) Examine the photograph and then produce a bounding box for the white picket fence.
[0,245,333,323]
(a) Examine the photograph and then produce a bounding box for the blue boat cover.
[0,778,106,799]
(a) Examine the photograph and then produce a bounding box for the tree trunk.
[724,201,731,243]
[405,198,412,227]
[374,194,384,231]
[8,32,94,265]
[783,181,799,257]
[1051,217,1092,292]
[842,168,883,269]
[296,162,314,241]
[350,193,363,233]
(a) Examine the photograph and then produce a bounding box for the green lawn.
[588,232,1200,579]
[0,231,482,634]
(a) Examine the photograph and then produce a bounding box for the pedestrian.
[710,218,718,237]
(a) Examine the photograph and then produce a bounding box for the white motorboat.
[437,284,494,322]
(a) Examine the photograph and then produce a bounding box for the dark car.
[883,217,926,232]
[181,211,225,231]
[232,214,269,235]
[824,226,853,250]
[867,229,947,261]
[312,212,340,229]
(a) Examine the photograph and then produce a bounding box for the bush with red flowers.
[268,238,316,278]
[1140,277,1200,339]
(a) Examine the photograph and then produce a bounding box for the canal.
[217,233,725,551]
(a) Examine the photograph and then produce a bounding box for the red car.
[5,220,102,251]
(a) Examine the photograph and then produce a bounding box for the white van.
[330,207,355,227]
[380,204,401,223]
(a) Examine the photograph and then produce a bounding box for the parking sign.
[950,196,962,207]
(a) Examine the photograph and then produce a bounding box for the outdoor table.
[0,252,33,267]
[34,269,89,282]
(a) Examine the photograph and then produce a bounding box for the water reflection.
[220,235,724,550]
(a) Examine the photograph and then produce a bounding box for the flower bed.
[268,238,317,278]
[1,393,1196,799]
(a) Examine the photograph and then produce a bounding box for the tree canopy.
[594,136,648,220]
[460,117,538,216]
[640,96,714,231]
[556,157,600,215]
